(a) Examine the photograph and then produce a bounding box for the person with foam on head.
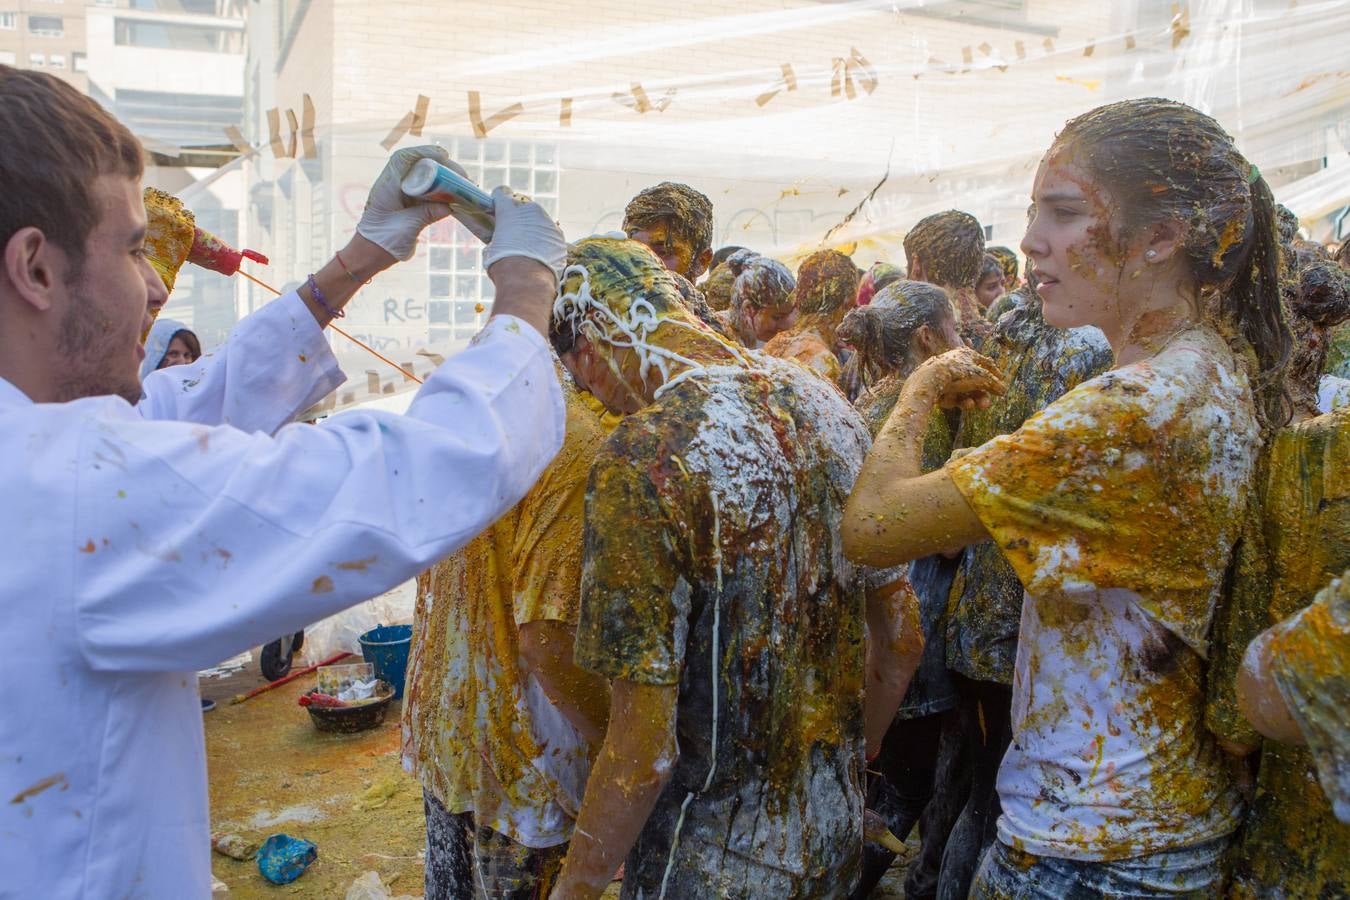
[0,65,568,898]
[546,237,921,899]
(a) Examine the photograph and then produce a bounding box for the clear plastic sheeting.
[128,0,1350,393]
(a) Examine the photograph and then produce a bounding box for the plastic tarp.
[146,0,1350,386]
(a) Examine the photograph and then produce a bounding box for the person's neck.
[1108,295,1199,369]
[634,321,747,404]
[794,311,842,348]
[0,329,57,403]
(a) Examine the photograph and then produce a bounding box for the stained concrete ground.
[202,663,911,898]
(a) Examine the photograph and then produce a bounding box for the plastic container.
[358,624,413,699]
[400,158,495,243]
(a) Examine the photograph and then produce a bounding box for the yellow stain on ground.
[204,669,627,897]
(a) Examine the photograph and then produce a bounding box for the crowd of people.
[2,63,1348,899]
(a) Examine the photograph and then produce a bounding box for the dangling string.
[237,269,424,384]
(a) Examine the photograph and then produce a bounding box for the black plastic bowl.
[303,681,395,734]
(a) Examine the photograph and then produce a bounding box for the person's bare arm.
[297,234,392,328]
[864,577,924,757]
[551,681,678,900]
[843,349,1003,568]
[487,258,556,338]
[1237,630,1305,746]
[518,620,611,743]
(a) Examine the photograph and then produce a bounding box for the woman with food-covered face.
[726,255,797,348]
[843,98,1290,896]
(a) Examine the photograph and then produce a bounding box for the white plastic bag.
[299,580,416,667]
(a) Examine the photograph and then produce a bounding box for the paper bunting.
[468,91,525,138]
[380,94,430,150]
[755,63,799,108]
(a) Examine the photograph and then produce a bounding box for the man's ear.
[3,227,63,313]
[914,323,938,357]
[907,255,927,284]
[690,247,713,281]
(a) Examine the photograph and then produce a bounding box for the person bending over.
[547,237,919,899]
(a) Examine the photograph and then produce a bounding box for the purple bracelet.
[307,274,345,319]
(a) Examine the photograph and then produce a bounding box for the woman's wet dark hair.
[837,279,953,386]
[1055,97,1291,427]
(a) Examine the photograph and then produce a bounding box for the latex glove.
[482,186,567,281]
[356,145,457,261]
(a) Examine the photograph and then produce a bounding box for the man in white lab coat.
[0,67,568,897]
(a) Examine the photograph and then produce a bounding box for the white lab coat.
[0,292,564,898]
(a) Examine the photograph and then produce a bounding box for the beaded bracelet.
[307,274,345,319]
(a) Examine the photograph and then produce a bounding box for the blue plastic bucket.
[358,624,413,699]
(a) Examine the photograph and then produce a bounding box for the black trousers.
[851,707,970,899]
[936,675,1013,900]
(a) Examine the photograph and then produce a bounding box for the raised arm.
[73,174,570,673]
[137,144,459,429]
[842,348,1003,568]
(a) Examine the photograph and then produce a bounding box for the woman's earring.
[1145,249,1159,261]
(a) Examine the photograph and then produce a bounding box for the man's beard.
[52,274,143,406]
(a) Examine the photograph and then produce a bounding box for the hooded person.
[546,237,920,900]
[762,248,861,384]
[139,317,198,380]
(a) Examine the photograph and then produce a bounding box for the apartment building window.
[115,18,242,52]
[49,53,64,68]
[425,138,561,341]
[28,15,64,37]
[0,12,16,29]
[72,51,86,71]
[0,51,14,65]
[28,52,44,67]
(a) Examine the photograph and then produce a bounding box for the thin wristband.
[307,274,345,319]
[334,249,369,285]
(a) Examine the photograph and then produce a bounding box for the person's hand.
[355,145,458,261]
[483,186,567,282]
[911,347,1006,410]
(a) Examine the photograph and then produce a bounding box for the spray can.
[400,159,495,243]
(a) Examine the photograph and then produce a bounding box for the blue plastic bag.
[257,833,317,885]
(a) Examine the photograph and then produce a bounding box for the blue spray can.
[400,158,496,243]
